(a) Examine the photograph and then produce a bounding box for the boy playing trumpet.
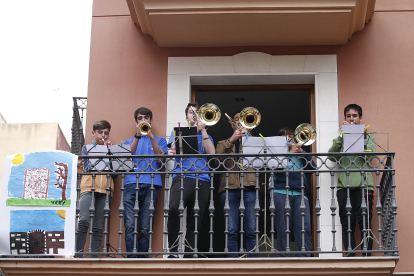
[123,107,167,258]
[328,104,376,256]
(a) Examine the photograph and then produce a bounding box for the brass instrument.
[198,103,221,126]
[225,113,243,131]
[293,123,316,146]
[239,107,261,129]
[139,122,151,136]
[190,106,198,122]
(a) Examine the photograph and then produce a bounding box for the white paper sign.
[241,136,289,168]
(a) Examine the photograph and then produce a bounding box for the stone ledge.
[0,257,398,276]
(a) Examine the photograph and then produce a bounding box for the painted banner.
[0,151,78,256]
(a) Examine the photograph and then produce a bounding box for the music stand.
[166,127,199,255]
[84,144,133,256]
[341,125,379,254]
[172,127,198,154]
[241,136,288,254]
[342,124,365,153]
[85,144,134,172]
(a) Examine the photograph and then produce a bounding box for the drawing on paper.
[23,168,50,199]
[9,210,65,255]
[6,152,73,207]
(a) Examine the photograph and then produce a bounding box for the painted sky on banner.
[8,152,73,199]
[10,210,65,232]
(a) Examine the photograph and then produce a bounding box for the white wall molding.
[167,52,341,256]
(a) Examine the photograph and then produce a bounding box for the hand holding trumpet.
[136,121,153,138]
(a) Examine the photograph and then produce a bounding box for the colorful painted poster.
[0,151,77,256]
[10,210,66,255]
[6,152,73,207]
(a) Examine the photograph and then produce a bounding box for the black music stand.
[83,144,133,257]
[172,127,198,155]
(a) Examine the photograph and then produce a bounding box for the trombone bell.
[139,122,151,136]
[198,103,221,126]
[294,123,316,146]
[239,107,261,129]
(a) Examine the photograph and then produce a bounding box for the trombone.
[225,107,261,134]
[239,107,261,129]
[291,123,316,146]
[197,103,221,126]
[225,113,243,131]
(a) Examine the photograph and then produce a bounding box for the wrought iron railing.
[71,97,87,155]
[75,152,397,258]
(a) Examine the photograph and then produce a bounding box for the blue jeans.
[273,192,311,257]
[123,183,158,258]
[220,189,258,257]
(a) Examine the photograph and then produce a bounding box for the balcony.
[0,152,398,275]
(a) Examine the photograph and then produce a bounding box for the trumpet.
[198,103,221,126]
[292,123,316,146]
[239,107,261,129]
[139,122,151,136]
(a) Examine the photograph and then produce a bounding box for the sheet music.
[241,136,288,168]
[110,145,134,171]
[342,124,365,153]
[85,144,133,171]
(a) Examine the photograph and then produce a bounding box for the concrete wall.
[86,0,413,271]
[0,123,70,198]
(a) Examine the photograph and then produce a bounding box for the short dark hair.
[93,120,111,132]
[344,104,362,118]
[232,111,240,119]
[134,107,153,122]
[185,102,200,116]
[278,127,294,136]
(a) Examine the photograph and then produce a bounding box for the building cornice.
[126,0,376,47]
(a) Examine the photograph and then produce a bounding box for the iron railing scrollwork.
[71,97,87,155]
[73,152,398,258]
